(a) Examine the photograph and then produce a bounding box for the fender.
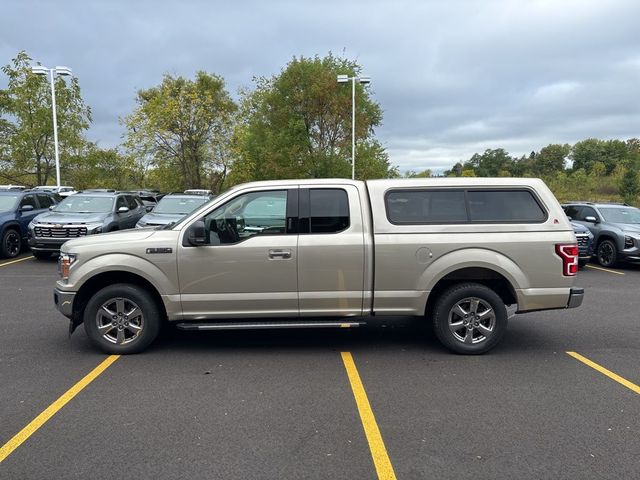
[417,248,528,310]
[68,252,178,297]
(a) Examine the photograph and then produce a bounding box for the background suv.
[28,191,146,259]
[563,202,640,267]
[569,220,594,267]
[0,190,59,258]
[136,193,213,228]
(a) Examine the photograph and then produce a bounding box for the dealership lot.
[0,257,638,479]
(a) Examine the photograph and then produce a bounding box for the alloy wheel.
[95,297,144,345]
[447,297,496,345]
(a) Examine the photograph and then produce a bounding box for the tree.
[619,162,640,205]
[463,148,514,176]
[534,144,570,175]
[231,53,395,183]
[123,72,237,192]
[0,51,91,186]
[404,168,432,178]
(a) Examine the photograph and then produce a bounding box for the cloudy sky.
[2,0,639,173]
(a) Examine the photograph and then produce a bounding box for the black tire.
[31,250,52,260]
[1,228,22,259]
[578,258,588,268]
[596,239,618,268]
[432,283,508,355]
[83,284,161,354]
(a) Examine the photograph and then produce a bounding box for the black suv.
[562,202,640,267]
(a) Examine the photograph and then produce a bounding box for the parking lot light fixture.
[30,64,73,189]
[337,74,372,180]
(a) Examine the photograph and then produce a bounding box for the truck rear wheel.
[83,284,161,354]
[432,283,508,354]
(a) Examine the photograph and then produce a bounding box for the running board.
[176,320,364,331]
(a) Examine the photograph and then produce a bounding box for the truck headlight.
[58,253,77,280]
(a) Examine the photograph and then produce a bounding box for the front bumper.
[29,237,68,252]
[54,288,75,319]
[567,287,584,309]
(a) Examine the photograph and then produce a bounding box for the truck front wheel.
[432,283,508,355]
[83,284,161,354]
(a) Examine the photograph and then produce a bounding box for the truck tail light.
[556,244,578,276]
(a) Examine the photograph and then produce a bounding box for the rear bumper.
[567,287,584,309]
[516,286,584,313]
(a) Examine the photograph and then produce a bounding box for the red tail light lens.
[556,244,578,276]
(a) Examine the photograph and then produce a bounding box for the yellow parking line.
[567,351,640,395]
[0,355,120,464]
[585,264,625,275]
[0,255,34,268]
[341,352,397,480]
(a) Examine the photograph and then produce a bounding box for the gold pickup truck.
[54,178,583,354]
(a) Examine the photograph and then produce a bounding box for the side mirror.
[49,205,55,210]
[146,205,154,213]
[20,205,34,212]
[584,216,598,223]
[187,220,207,246]
[117,206,130,214]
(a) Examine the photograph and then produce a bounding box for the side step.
[176,320,364,331]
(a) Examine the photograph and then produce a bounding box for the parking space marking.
[0,355,120,464]
[585,264,625,275]
[567,351,640,395]
[0,255,34,268]
[341,352,397,480]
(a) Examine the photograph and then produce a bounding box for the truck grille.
[34,226,88,238]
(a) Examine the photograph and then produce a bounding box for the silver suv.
[562,202,640,267]
[29,191,146,259]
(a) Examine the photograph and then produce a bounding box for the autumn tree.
[231,53,396,183]
[124,72,237,192]
[0,51,91,186]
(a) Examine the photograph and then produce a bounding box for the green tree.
[231,53,395,183]
[463,148,514,176]
[534,144,570,175]
[404,168,432,178]
[619,162,640,205]
[124,72,237,192]
[0,51,91,186]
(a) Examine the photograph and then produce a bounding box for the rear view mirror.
[186,220,207,246]
[584,216,597,223]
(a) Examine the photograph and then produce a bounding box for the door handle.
[268,249,292,259]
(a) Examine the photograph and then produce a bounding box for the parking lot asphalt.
[0,256,639,479]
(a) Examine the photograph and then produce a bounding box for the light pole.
[31,65,73,188]
[337,74,371,180]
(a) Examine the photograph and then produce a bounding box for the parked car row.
[0,188,215,259]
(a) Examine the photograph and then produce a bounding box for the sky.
[2,0,640,173]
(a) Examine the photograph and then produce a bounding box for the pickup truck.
[54,178,583,355]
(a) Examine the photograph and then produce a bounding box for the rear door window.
[36,194,54,208]
[308,189,350,233]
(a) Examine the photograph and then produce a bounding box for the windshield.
[599,207,640,224]
[0,195,19,212]
[154,196,208,214]
[54,195,114,213]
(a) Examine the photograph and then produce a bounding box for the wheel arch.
[424,267,518,318]
[73,271,167,327]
